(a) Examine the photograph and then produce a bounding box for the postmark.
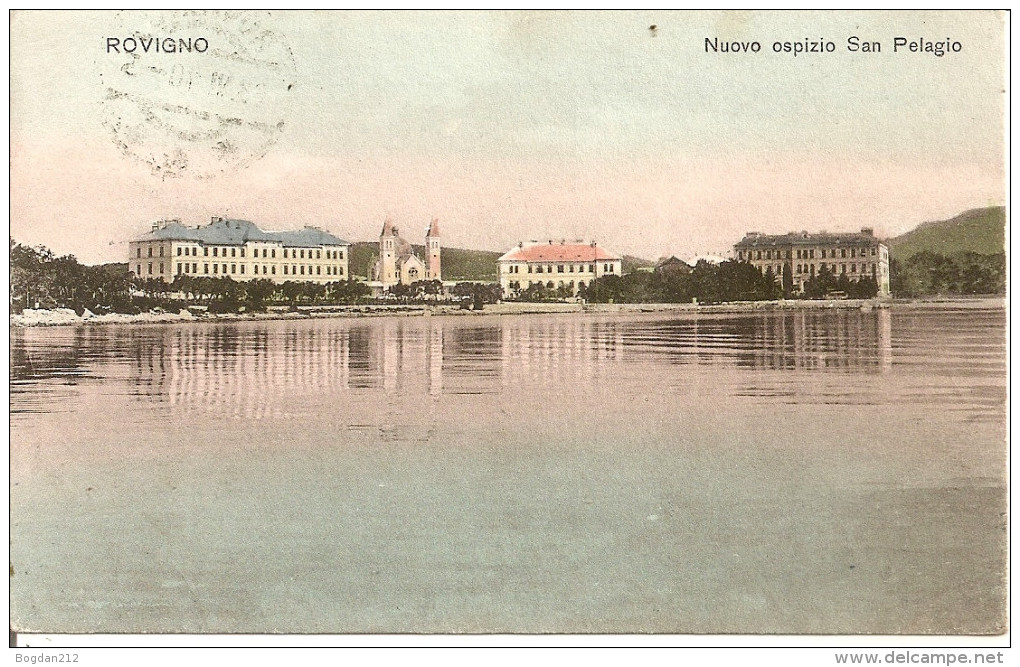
[97,10,297,179]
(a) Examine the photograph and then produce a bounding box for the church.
[370,218,442,289]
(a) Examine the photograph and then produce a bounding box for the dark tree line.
[10,238,372,314]
[890,251,1005,297]
[10,239,134,313]
[567,261,785,304]
[801,266,879,299]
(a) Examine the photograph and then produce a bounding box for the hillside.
[887,206,1005,260]
[622,255,655,273]
[349,242,501,281]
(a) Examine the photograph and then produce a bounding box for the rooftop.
[498,241,620,263]
[135,218,349,247]
[734,229,882,248]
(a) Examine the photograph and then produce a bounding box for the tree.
[782,262,794,299]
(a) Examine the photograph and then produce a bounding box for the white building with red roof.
[497,239,622,297]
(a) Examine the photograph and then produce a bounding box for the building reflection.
[122,310,892,417]
[742,309,892,372]
[611,310,892,373]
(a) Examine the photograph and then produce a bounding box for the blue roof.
[137,219,349,247]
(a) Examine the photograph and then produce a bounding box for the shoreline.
[9,296,1005,328]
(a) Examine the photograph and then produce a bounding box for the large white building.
[129,217,351,283]
[497,240,623,297]
[733,228,890,296]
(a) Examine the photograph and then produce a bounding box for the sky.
[10,10,1007,265]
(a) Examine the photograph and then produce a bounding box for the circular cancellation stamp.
[97,11,297,179]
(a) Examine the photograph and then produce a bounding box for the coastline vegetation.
[10,236,1005,319]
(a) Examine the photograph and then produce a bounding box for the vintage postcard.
[9,10,1007,646]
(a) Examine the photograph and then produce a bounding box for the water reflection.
[9,307,1005,422]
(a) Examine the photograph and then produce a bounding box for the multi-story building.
[369,218,442,289]
[733,228,890,296]
[129,217,350,283]
[497,239,623,297]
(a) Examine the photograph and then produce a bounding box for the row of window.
[794,262,878,275]
[138,245,345,260]
[506,263,617,274]
[739,246,879,261]
[137,262,345,278]
[755,262,881,278]
[507,280,588,290]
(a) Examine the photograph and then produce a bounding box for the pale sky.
[10,10,1006,264]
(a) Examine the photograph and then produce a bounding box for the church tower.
[426,218,441,281]
[379,218,397,286]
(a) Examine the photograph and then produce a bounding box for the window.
[283,265,288,275]
[204,263,209,274]
[527,266,532,273]
[254,265,259,275]
[840,264,846,274]
[136,248,141,258]
[851,264,857,273]
[222,264,227,274]
[756,251,761,260]
[231,264,236,273]
[809,249,814,258]
[300,249,305,259]
[240,265,245,274]
[203,247,209,256]
[339,251,344,260]
[796,249,802,259]
[766,250,772,259]
[871,248,876,256]
[569,265,574,273]
[231,248,236,258]
[840,248,847,258]
[557,265,564,273]
[338,267,343,276]
[316,266,321,275]
[159,246,164,257]
[147,263,153,274]
[177,247,182,256]
[283,249,288,259]
[136,264,141,274]
[316,250,321,259]
[300,265,305,275]
[536,266,543,273]
[192,263,197,273]
[589,264,595,273]
[213,247,218,257]
[213,264,218,274]
[240,248,245,258]
[271,266,276,275]
[177,263,182,274]
[148,247,153,257]
[159,262,164,274]
[271,249,276,258]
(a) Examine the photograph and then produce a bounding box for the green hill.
[887,206,1005,260]
[349,242,501,281]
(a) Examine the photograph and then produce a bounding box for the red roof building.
[497,240,622,297]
